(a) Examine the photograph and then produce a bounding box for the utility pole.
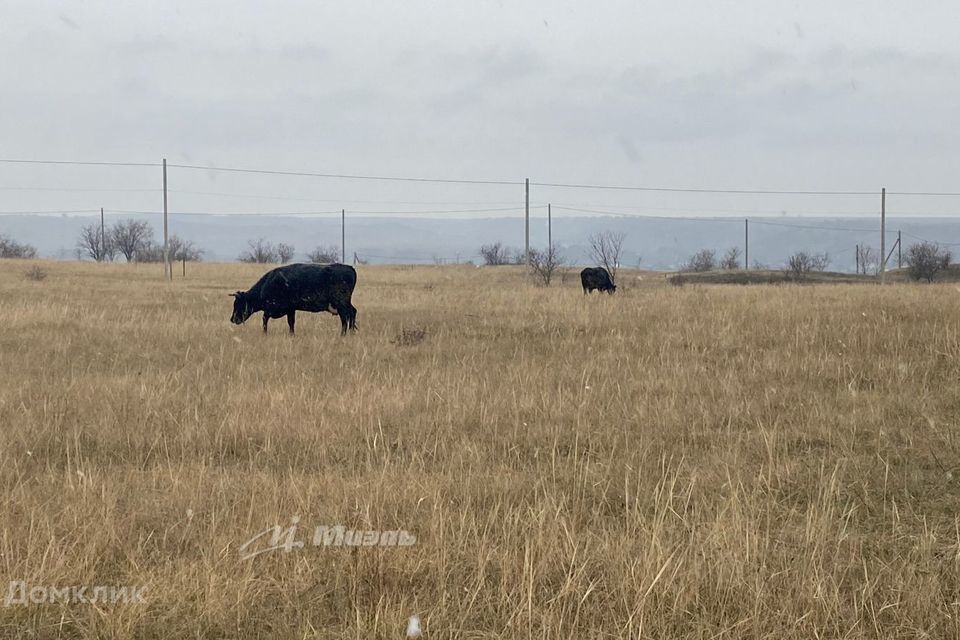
[524,178,530,265]
[548,203,552,254]
[879,187,886,283]
[744,218,749,270]
[898,230,902,268]
[856,244,860,274]
[162,158,170,280]
[100,207,105,261]
[341,209,345,264]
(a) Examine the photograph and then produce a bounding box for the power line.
[167,162,523,186]
[106,205,541,216]
[0,209,102,215]
[0,159,159,168]
[4,157,960,196]
[552,205,744,222]
[534,181,878,196]
[0,186,160,193]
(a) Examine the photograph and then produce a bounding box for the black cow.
[580,267,616,294]
[230,263,358,335]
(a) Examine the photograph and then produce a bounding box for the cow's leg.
[334,304,349,336]
[262,313,269,333]
[348,305,358,331]
[287,310,296,335]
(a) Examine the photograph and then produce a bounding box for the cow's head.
[229,291,253,324]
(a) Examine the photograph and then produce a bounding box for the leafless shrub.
[479,242,512,266]
[0,234,38,259]
[239,238,279,263]
[276,243,296,263]
[24,265,47,281]
[137,236,203,263]
[528,246,563,286]
[392,326,427,346]
[682,249,716,272]
[906,241,951,282]
[785,251,830,280]
[588,232,626,285]
[307,245,340,263]
[720,247,741,270]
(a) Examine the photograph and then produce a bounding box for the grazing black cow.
[230,263,358,336]
[580,267,616,294]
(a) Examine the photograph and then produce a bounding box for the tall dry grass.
[1,259,959,638]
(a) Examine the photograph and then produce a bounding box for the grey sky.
[2,0,960,219]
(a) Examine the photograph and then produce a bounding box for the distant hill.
[2,212,958,272]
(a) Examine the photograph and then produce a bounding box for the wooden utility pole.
[100,207,105,261]
[879,187,886,283]
[898,230,902,268]
[341,209,345,264]
[524,178,530,265]
[744,218,749,270]
[162,158,170,280]
[548,203,552,254]
[856,244,860,274]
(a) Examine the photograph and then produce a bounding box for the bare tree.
[785,251,830,280]
[906,241,952,282]
[239,238,279,263]
[307,245,341,263]
[479,242,511,265]
[169,236,203,262]
[856,245,879,275]
[111,219,153,262]
[720,247,741,270]
[77,223,115,262]
[682,249,716,272]
[528,246,563,286]
[276,243,296,263]
[136,236,203,262]
[0,234,37,259]
[588,232,626,284]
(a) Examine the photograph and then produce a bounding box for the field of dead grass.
[1,259,959,638]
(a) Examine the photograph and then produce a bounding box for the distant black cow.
[580,267,616,294]
[230,263,358,335]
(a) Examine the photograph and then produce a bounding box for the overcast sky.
[2,0,960,219]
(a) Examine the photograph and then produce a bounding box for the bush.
[479,242,511,266]
[24,266,47,281]
[136,236,203,263]
[683,249,716,272]
[307,246,341,263]
[719,247,741,270]
[785,251,830,280]
[528,246,563,286]
[906,242,951,282]
[239,238,279,263]
[0,234,38,259]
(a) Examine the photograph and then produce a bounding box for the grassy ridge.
[1,260,959,638]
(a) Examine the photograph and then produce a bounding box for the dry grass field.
[2,259,960,638]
